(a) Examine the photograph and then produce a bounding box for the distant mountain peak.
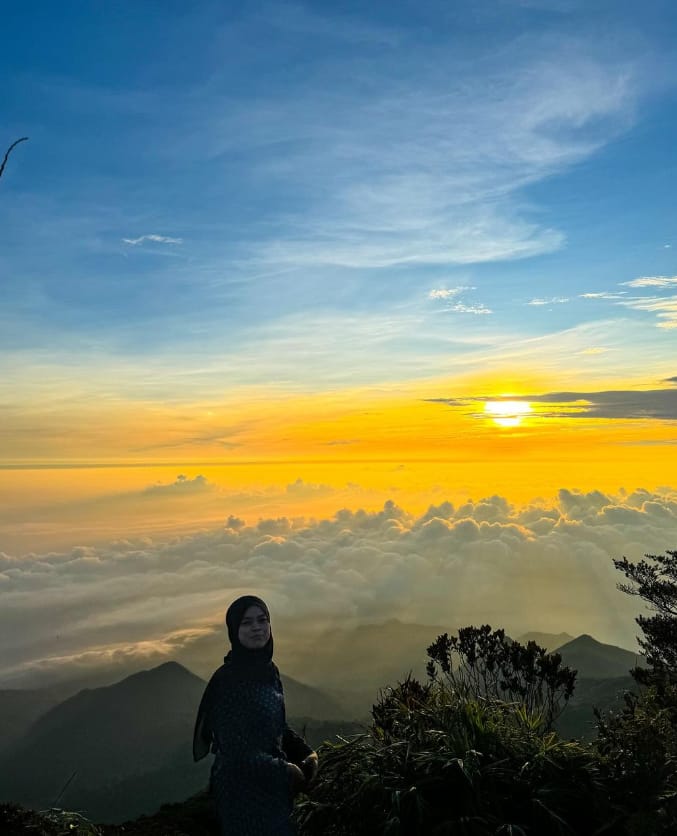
[116,660,203,686]
[555,633,642,679]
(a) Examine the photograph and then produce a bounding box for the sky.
[1,0,677,689]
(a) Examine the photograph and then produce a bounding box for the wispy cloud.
[527,297,569,305]
[618,295,677,329]
[449,302,493,315]
[122,234,183,246]
[427,385,677,421]
[428,287,472,300]
[427,287,491,314]
[194,35,640,271]
[260,2,402,46]
[581,277,677,328]
[622,275,677,288]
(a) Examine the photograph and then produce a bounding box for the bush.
[295,674,608,836]
[425,625,577,732]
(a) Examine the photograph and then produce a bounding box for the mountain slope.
[555,634,642,679]
[0,662,210,821]
[279,618,449,694]
[516,631,575,652]
[0,689,59,756]
[0,660,345,823]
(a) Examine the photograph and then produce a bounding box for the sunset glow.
[484,400,533,427]
[2,1,677,693]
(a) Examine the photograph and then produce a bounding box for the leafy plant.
[295,673,607,835]
[592,547,677,833]
[614,549,677,690]
[425,625,577,731]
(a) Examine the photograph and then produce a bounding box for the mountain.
[277,618,449,695]
[555,674,638,741]
[554,634,643,679]
[281,673,346,719]
[516,631,575,652]
[0,662,210,822]
[0,689,59,756]
[0,660,350,823]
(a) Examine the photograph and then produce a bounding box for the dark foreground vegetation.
[2,549,676,835]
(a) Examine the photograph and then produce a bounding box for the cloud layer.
[2,488,674,688]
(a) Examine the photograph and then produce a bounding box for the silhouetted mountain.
[0,689,59,756]
[0,660,347,823]
[516,631,575,652]
[555,634,643,679]
[281,673,346,719]
[279,618,449,694]
[555,674,638,741]
[0,662,210,822]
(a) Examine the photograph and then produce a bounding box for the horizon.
[2,0,676,692]
[0,623,641,693]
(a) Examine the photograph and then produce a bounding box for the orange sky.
[2,373,675,555]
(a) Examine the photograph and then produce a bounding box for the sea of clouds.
[1,486,675,688]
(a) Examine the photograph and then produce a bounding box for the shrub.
[295,674,607,836]
[425,625,577,732]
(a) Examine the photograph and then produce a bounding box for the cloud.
[525,389,677,419]
[142,474,214,496]
[427,288,492,315]
[582,277,677,329]
[260,2,401,46]
[197,34,641,270]
[618,295,677,329]
[2,489,674,687]
[284,478,335,497]
[133,428,245,453]
[527,297,569,305]
[449,303,493,315]
[426,386,677,421]
[122,234,183,246]
[580,291,627,299]
[622,275,677,288]
[428,287,472,300]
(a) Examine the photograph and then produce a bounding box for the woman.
[193,595,319,835]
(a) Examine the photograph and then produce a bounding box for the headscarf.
[193,594,278,761]
[223,594,276,683]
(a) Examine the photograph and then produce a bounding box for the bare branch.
[0,137,29,181]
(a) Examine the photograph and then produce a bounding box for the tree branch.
[0,137,29,181]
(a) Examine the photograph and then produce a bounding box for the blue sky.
[2,0,677,396]
[4,2,677,681]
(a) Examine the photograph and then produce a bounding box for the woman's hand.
[300,752,319,785]
[286,761,306,794]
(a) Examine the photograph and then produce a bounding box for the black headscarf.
[223,594,276,683]
[193,594,279,761]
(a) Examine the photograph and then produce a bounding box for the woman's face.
[238,604,271,650]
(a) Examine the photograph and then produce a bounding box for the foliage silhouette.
[425,625,577,731]
[613,549,677,690]
[294,629,606,836]
[592,548,677,833]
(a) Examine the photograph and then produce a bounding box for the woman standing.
[193,595,319,835]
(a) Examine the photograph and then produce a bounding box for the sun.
[484,400,532,427]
